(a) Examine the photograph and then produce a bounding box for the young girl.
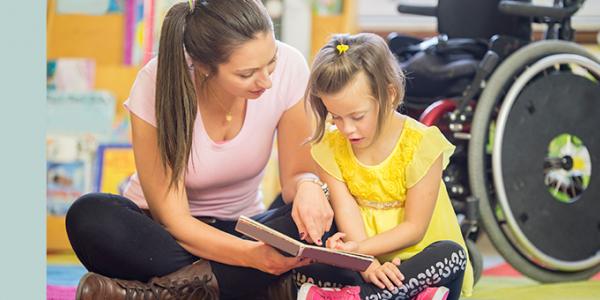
[294,33,474,300]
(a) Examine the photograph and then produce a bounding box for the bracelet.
[297,177,330,200]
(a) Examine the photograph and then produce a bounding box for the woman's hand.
[361,258,404,291]
[292,181,333,245]
[245,241,312,275]
[325,232,359,252]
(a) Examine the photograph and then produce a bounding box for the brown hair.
[306,33,405,143]
[155,0,272,188]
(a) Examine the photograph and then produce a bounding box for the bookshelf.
[310,0,358,60]
[46,0,139,252]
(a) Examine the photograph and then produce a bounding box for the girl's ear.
[387,84,398,108]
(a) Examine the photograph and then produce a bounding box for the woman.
[66,1,332,299]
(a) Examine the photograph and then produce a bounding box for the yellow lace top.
[311,117,473,296]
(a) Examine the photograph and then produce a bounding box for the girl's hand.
[361,258,404,291]
[246,241,312,275]
[326,232,359,252]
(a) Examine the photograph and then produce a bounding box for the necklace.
[213,100,233,124]
[196,69,233,124]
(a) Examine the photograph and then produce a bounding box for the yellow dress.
[311,116,474,297]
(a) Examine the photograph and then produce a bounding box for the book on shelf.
[235,215,374,272]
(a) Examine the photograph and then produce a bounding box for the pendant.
[225,112,232,123]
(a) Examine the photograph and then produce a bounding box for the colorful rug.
[472,263,600,299]
[47,285,76,300]
[47,254,600,300]
[470,278,600,300]
[483,262,600,280]
[47,261,86,300]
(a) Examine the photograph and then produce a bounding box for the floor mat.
[47,285,76,300]
[469,278,600,300]
[483,262,600,280]
[47,265,87,286]
[47,265,86,300]
[47,252,600,300]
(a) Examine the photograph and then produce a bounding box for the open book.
[235,215,374,272]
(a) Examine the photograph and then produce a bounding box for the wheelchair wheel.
[469,40,600,282]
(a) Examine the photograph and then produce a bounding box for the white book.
[235,215,374,272]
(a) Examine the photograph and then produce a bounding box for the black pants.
[293,240,467,300]
[66,193,305,299]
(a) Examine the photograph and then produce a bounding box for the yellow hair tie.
[336,44,349,55]
[188,0,196,12]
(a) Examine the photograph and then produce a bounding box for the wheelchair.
[388,0,600,284]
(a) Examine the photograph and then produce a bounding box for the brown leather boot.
[76,260,219,300]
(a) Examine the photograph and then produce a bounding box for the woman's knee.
[66,193,105,226]
[66,193,133,235]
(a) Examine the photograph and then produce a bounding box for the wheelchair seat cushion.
[401,51,479,98]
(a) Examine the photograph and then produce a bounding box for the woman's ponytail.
[155,2,197,189]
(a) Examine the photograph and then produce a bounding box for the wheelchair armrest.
[430,38,488,59]
[397,3,436,17]
[499,0,582,22]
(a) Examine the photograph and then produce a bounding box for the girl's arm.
[321,166,405,289]
[357,155,443,257]
[131,113,307,274]
[277,98,333,244]
[318,166,368,243]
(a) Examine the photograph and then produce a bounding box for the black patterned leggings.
[293,240,467,300]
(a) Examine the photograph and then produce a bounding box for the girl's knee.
[436,241,468,273]
[430,240,466,258]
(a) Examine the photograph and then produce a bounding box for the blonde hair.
[306,33,405,143]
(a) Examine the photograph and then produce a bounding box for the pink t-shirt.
[123,41,309,220]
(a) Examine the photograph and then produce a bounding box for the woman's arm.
[357,155,443,257]
[277,98,333,244]
[277,98,319,202]
[131,113,307,274]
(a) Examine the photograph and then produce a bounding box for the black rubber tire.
[466,239,483,285]
[468,40,600,282]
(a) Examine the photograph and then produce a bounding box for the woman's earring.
[201,73,209,82]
